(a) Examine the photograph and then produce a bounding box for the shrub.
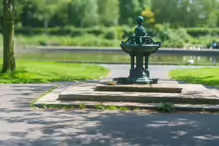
[154,24,192,47]
[103,29,117,40]
[157,102,175,113]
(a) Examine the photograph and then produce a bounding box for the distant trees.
[34,0,63,29]
[0,1,3,17]
[119,0,142,25]
[1,0,219,29]
[1,0,219,50]
[151,0,219,27]
[98,0,119,26]
[68,0,99,27]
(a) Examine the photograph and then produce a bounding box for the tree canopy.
[0,0,219,28]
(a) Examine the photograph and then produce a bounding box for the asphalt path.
[1,65,219,146]
[101,64,204,79]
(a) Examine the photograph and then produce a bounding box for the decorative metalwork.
[118,16,162,84]
[123,36,155,44]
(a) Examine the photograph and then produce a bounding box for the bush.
[86,27,102,36]
[153,24,192,48]
[13,26,219,38]
[103,29,117,40]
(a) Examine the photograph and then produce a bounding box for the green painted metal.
[120,16,162,84]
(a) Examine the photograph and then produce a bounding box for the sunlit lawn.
[0,60,109,83]
[169,68,219,87]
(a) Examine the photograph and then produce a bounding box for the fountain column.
[136,55,143,69]
[130,55,135,70]
[144,55,150,77]
[130,54,135,76]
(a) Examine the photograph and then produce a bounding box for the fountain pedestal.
[128,54,151,84]
[115,16,161,84]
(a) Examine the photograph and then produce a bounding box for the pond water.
[10,51,219,65]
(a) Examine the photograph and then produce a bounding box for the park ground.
[1,65,219,146]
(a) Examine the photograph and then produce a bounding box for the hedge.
[0,26,157,40]
[186,27,219,37]
[1,26,219,38]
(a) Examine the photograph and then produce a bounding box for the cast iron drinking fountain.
[114,16,161,84]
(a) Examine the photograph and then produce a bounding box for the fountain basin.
[121,43,161,54]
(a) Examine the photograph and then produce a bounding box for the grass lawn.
[169,67,219,87]
[0,60,109,83]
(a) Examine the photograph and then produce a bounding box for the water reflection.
[10,50,218,65]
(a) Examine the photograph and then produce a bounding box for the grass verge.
[169,67,219,87]
[32,103,140,111]
[0,60,109,83]
[30,86,58,108]
[31,102,176,113]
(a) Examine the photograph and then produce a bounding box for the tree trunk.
[1,0,16,73]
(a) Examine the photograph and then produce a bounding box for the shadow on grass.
[1,84,219,145]
[0,69,44,83]
[0,69,99,84]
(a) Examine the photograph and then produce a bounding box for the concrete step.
[58,83,219,105]
[94,84,183,93]
[58,93,219,105]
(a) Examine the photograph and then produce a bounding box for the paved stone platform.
[3,65,219,146]
[34,80,219,112]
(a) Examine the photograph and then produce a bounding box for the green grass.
[31,103,175,113]
[0,60,109,83]
[32,103,133,111]
[169,67,219,87]
[30,86,58,107]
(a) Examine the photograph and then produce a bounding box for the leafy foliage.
[79,103,87,109]
[1,0,219,48]
[1,0,219,28]
[95,103,106,110]
[98,0,119,26]
[157,102,175,113]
